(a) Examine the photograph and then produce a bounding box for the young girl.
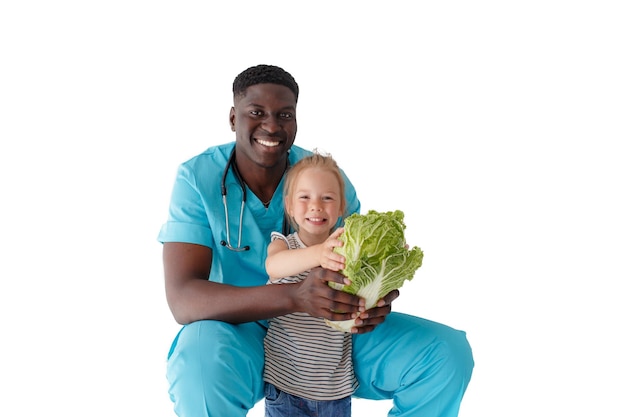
[263,151,357,417]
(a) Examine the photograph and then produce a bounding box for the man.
[158,64,474,416]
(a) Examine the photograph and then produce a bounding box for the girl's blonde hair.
[283,150,347,231]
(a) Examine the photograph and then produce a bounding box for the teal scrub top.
[158,142,361,288]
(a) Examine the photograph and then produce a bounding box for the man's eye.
[250,110,263,116]
[280,112,293,119]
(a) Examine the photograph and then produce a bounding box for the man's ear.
[229,107,236,132]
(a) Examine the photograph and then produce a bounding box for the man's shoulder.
[182,142,233,169]
[288,145,313,162]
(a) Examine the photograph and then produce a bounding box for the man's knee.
[166,321,267,416]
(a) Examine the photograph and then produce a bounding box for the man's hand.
[350,289,400,334]
[294,266,400,334]
[294,266,363,321]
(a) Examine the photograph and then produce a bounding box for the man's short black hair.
[232,64,299,102]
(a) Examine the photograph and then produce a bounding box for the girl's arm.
[265,229,345,281]
[266,239,323,281]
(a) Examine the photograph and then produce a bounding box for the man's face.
[229,83,297,169]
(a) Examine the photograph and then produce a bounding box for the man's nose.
[262,115,282,133]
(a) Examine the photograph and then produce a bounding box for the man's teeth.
[257,139,280,147]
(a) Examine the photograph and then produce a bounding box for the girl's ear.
[284,198,292,216]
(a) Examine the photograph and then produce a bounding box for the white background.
[1,1,625,416]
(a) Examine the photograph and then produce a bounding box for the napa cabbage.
[326,210,424,332]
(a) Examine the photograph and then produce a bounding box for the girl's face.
[287,167,343,240]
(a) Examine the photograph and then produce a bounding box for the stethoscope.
[220,148,290,252]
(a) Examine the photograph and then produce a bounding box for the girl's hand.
[319,227,345,271]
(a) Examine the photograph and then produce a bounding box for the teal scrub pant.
[166,312,474,417]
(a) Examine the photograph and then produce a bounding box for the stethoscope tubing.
[220,147,290,252]
[220,148,249,251]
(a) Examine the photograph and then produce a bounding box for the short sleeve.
[270,231,289,246]
[157,162,214,248]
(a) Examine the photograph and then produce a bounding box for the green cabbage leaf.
[326,210,424,332]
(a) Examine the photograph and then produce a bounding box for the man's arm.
[162,242,365,326]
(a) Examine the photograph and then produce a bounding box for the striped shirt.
[263,232,358,401]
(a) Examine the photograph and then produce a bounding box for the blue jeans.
[265,383,351,417]
[166,313,474,417]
